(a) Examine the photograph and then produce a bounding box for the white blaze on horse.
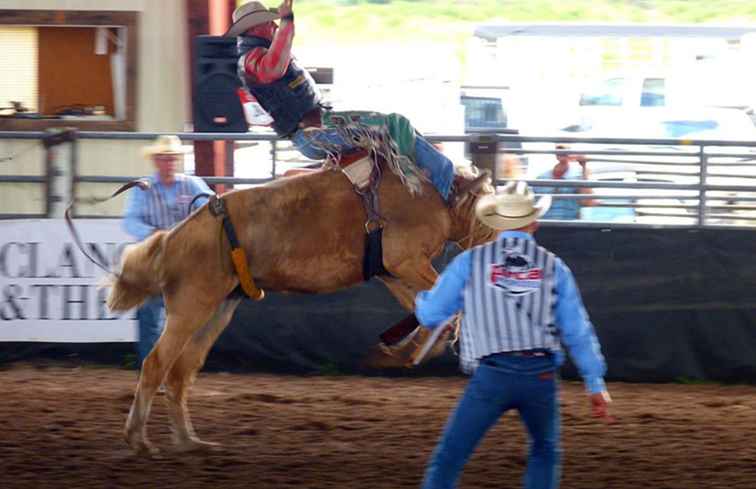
[105,153,494,454]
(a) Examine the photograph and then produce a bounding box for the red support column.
[209,0,231,35]
[187,0,236,193]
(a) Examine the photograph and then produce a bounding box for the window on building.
[0,27,38,115]
[0,10,137,131]
[460,96,508,131]
[641,78,666,107]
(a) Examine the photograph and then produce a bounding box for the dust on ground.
[1,365,755,489]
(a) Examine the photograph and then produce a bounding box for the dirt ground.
[1,365,755,489]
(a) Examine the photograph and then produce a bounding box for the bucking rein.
[63,150,446,363]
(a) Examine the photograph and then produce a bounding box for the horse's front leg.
[362,276,422,368]
[365,264,454,368]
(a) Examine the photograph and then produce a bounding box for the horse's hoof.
[125,432,159,456]
[173,438,222,453]
[361,343,412,369]
[131,441,160,456]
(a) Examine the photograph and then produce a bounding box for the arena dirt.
[1,364,755,489]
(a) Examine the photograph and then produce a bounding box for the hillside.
[295,0,756,45]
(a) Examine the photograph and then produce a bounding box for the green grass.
[272,0,751,81]
[292,0,756,46]
[285,0,756,71]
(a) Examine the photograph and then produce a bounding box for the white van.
[569,71,756,134]
[579,74,670,109]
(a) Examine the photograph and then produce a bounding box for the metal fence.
[2,129,756,229]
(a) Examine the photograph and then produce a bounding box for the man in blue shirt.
[416,181,612,489]
[122,135,213,367]
[534,144,596,220]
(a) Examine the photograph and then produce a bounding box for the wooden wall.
[37,27,114,115]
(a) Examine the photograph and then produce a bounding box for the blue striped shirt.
[415,231,607,393]
[123,173,213,241]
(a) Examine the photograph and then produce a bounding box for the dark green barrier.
[3,227,756,383]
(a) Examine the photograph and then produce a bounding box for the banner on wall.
[0,219,137,342]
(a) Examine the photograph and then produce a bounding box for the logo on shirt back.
[488,251,543,296]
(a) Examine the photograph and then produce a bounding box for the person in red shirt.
[226,0,456,203]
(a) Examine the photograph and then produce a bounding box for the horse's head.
[448,167,498,250]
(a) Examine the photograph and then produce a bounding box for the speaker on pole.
[192,35,247,133]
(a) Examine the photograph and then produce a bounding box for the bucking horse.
[101,147,496,454]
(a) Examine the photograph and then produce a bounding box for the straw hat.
[225,1,281,37]
[142,135,187,158]
[475,181,552,230]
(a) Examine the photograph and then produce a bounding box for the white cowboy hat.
[142,135,188,158]
[225,1,281,37]
[475,181,552,230]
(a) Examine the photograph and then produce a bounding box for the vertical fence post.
[42,128,77,218]
[270,139,277,179]
[469,133,499,185]
[697,144,708,227]
[69,135,79,217]
[224,139,235,190]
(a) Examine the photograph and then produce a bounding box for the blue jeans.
[135,296,165,367]
[291,128,454,201]
[422,353,561,489]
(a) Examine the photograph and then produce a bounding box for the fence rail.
[2,129,756,228]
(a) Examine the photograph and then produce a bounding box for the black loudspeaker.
[306,66,334,85]
[192,35,247,133]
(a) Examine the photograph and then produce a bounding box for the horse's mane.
[450,164,497,248]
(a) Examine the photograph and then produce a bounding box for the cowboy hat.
[225,1,281,37]
[475,181,552,230]
[142,135,188,158]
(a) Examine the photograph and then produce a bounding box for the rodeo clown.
[414,181,613,489]
[226,0,456,203]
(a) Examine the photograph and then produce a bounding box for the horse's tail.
[105,231,167,312]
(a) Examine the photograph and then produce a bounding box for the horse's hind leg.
[164,297,242,452]
[124,291,220,455]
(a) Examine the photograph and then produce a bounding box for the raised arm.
[241,0,296,84]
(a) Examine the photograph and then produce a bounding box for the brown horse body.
[108,164,494,454]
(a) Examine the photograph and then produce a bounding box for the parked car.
[460,91,508,132]
[578,73,670,109]
[459,86,532,178]
[563,106,756,141]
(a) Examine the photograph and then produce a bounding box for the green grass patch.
[292,0,756,46]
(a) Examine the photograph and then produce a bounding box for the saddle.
[335,149,373,191]
[321,148,389,280]
[281,149,372,188]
